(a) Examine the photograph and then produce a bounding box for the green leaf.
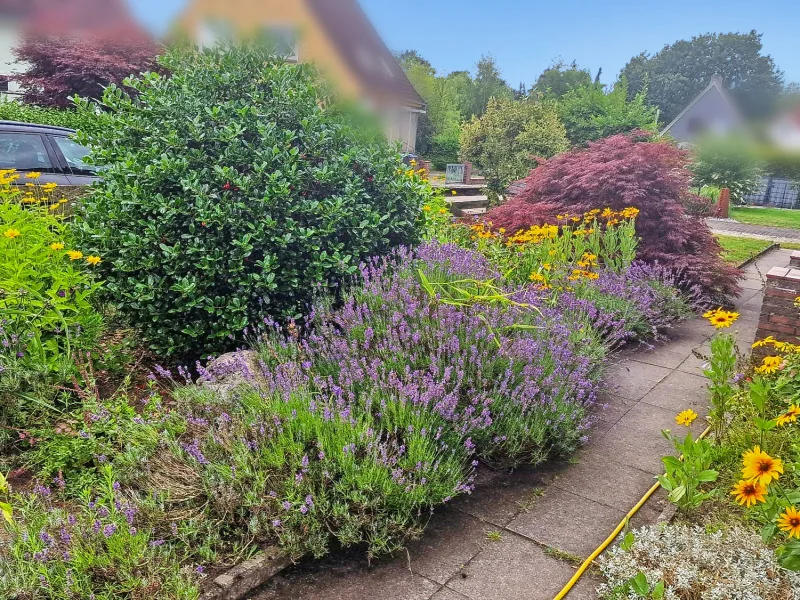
[696,470,719,483]
[668,485,687,504]
[630,572,649,596]
[0,501,11,524]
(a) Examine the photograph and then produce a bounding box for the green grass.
[731,207,800,229]
[714,235,774,265]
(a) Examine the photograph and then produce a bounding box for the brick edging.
[736,243,779,269]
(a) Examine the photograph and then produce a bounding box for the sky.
[128,0,800,88]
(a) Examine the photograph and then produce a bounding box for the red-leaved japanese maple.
[13,30,159,108]
[487,132,741,300]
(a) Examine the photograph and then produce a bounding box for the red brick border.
[754,259,800,357]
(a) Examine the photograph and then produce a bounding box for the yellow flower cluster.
[752,336,800,354]
[756,355,783,375]
[731,447,800,539]
[703,308,739,329]
[507,224,559,245]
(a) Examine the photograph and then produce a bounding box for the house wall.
[178,0,362,99]
[667,87,742,143]
[384,108,419,153]
[0,19,24,95]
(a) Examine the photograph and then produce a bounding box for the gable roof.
[660,76,742,137]
[305,0,425,109]
[0,0,138,32]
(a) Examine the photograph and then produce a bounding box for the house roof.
[660,76,742,137]
[305,0,425,110]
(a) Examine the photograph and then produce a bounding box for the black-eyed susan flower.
[778,506,800,538]
[731,480,767,507]
[704,308,739,329]
[742,446,783,486]
[757,356,783,375]
[777,405,800,427]
[675,409,698,426]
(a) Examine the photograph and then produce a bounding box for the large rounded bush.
[76,43,428,357]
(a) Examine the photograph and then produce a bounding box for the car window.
[52,136,99,176]
[0,133,53,172]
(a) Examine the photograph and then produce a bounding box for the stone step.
[454,207,488,217]
[448,195,489,210]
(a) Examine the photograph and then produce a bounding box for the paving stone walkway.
[250,250,791,600]
[706,218,800,243]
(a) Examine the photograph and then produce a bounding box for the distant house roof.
[306,0,425,109]
[660,76,743,140]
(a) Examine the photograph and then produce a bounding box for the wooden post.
[717,188,730,219]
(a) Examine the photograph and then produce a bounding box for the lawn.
[715,234,774,265]
[731,206,800,229]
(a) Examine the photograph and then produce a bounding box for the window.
[52,136,98,176]
[0,133,53,172]
[0,77,9,93]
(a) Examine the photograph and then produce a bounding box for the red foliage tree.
[487,132,741,301]
[13,30,159,108]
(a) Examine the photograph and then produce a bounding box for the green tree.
[621,31,784,124]
[460,97,569,194]
[469,55,514,117]
[557,79,659,146]
[532,60,592,99]
[395,49,432,71]
[690,135,763,204]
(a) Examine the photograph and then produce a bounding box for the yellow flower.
[3,229,20,239]
[409,159,417,166]
[731,480,767,507]
[452,190,457,196]
[778,506,800,539]
[742,446,783,486]
[704,308,739,329]
[86,255,102,266]
[542,263,551,271]
[675,409,698,426]
[422,205,432,212]
[529,272,546,283]
[43,182,57,191]
[25,172,42,179]
[753,336,777,349]
[50,242,65,251]
[776,404,800,427]
[757,356,783,375]
[438,208,448,214]
[67,250,83,261]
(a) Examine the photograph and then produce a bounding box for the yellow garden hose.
[552,424,713,600]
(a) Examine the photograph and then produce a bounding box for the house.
[768,106,800,151]
[660,76,744,144]
[178,0,426,153]
[0,0,135,98]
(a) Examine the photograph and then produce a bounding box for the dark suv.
[0,120,100,186]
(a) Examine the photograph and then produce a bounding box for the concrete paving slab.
[588,423,674,474]
[507,488,626,558]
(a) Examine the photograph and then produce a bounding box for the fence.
[743,176,800,209]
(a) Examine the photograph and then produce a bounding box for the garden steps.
[448,195,489,217]
[247,249,789,600]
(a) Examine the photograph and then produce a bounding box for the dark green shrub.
[690,135,763,204]
[75,43,430,358]
[0,99,107,136]
[427,133,460,170]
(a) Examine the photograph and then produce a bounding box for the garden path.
[249,249,791,600]
[706,218,800,243]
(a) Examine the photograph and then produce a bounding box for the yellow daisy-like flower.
[452,190,457,196]
[66,250,83,261]
[742,446,783,486]
[438,208,448,215]
[731,480,767,507]
[409,159,417,166]
[757,356,783,375]
[25,172,42,179]
[704,308,739,329]
[86,255,102,266]
[43,182,58,191]
[50,242,65,251]
[675,409,698,427]
[777,404,800,427]
[422,205,431,212]
[753,336,777,349]
[778,506,800,539]
[3,229,21,239]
